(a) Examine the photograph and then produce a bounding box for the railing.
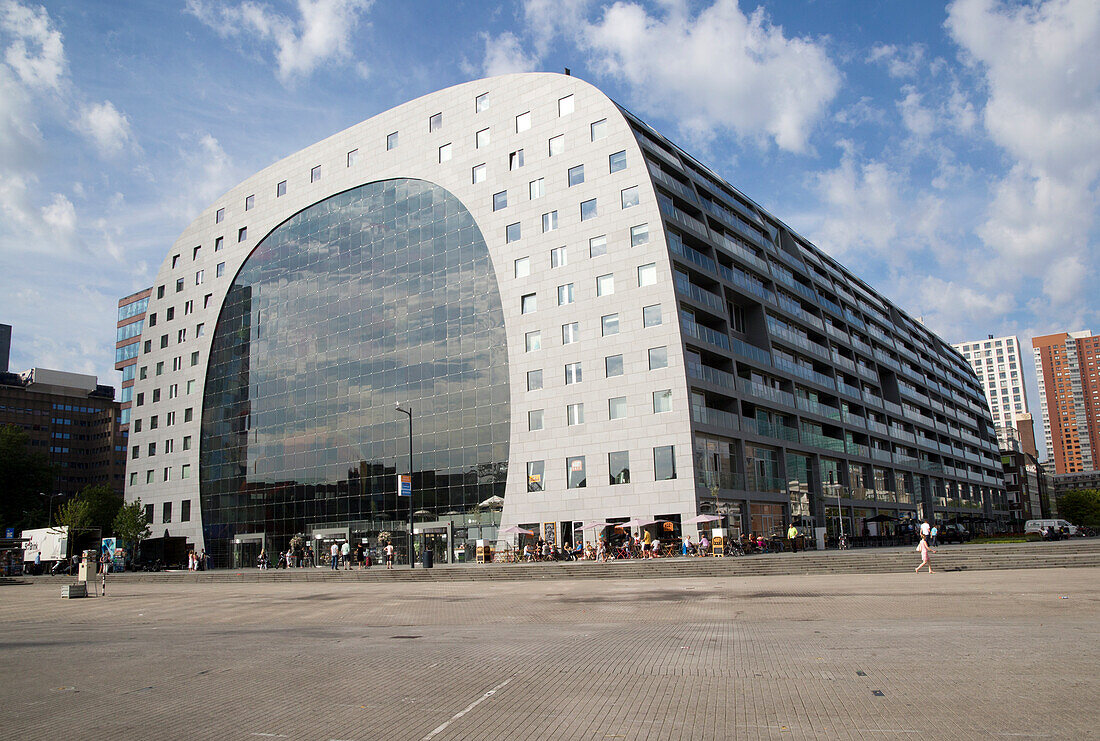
[866,419,889,435]
[691,405,740,431]
[844,308,867,330]
[894,452,920,467]
[715,232,771,273]
[674,274,726,314]
[855,363,879,382]
[696,469,744,491]
[846,441,871,458]
[873,349,901,370]
[774,355,836,389]
[745,473,786,493]
[687,361,736,389]
[682,320,730,350]
[723,265,776,304]
[667,233,718,274]
[772,268,820,305]
[776,293,824,330]
[898,384,930,405]
[871,447,893,462]
[796,395,842,421]
[883,400,903,415]
[743,417,800,443]
[659,198,709,237]
[851,336,874,355]
[738,377,795,408]
[801,427,846,453]
[841,410,866,428]
[817,294,844,318]
[648,161,698,203]
[836,379,862,399]
[824,322,849,343]
[889,427,917,444]
[768,319,829,359]
[830,351,856,372]
[863,392,884,408]
[731,338,772,366]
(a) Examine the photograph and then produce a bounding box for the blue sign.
[4,528,13,538]
[397,474,412,497]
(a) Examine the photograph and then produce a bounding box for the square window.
[214,236,224,251]
[557,283,574,306]
[653,389,672,413]
[527,460,544,491]
[550,246,566,268]
[238,226,247,242]
[567,403,584,426]
[182,435,192,450]
[139,366,148,380]
[186,379,196,394]
[567,456,587,488]
[514,256,530,278]
[609,451,630,484]
[527,369,543,391]
[516,111,531,132]
[601,313,619,336]
[528,409,544,431]
[525,331,541,352]
[184,408,193,422]
[621,186,640,208]
[157,286,164,299]
[580,198,597,221]
[162,501,172,521]
[245,194,255,211]
[506,222,521,243]
[609,396,627,420]
[310,165,321,183]
[476,92,489,112]
[562,322,579,344]
[591,118,607,141]
[654,445,676,480]
[589,235,607,257]
[638,263,657,286]
[476,127,490,148]
[542,211,558,232]
[493,191,508,211]
[215,207,224,224]
[565,362,582,385]
[181,464,190,480]
[472,163,487,184]
[596,273,614,297]
[568,164,584,186]
[548,134,564,156]
[429,112,442,132]
[347,148,358,167]
[195,323,204,337]
[216,262,225,277]
[558,94,574,116]
[387,131,398,150]
[631,223,649,246]
[509,149,525,170]
[649,346,668,369]
[129,472,137,486]
[521,293,537,314]
[605,354,624,377]
[529,178,545,199]
[277,180,287,197]
[609,150,627,172]
[439,143,452,163]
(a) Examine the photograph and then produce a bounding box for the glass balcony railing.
[796,395,842,421]
[667,233,718,274]
[866,419,889,435]
[774,355,836,389]
[674,274,726,314]
[855,364,879,382]
[745,473,786,493]
[871,447,893,462]
[723,265,776,304]
[682,321,730,350]
[846,441,871,458]
[738,377,795,408]
[836,380,862,399]
[659,198,708,236]
[775,293,824,331]
[731,338,772,366]
[715,232,771,273]
[800,427,846,453]
[691,405,740,431]
[830,351,856,372]
[743,417,799,443]
[687,361,736,389]
[648,162,698,203]
[696,469,745,491]
[768,319,829,359]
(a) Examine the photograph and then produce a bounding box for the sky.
[0,0,1097,461]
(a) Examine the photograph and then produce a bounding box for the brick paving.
[1,567,1096,740]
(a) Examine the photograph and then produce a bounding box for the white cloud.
[40,192,75,246]
[481,31,538,77]
[897,85,935,139]
[810,148,904,258]
[0,0,65,91]
[74,100,134,157]
[912,276,1015,338]
[866,43,925,79]
[185,0,372,83]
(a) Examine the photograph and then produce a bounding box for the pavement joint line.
[421,675,516,740]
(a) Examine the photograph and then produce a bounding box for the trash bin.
[421,549,434,568]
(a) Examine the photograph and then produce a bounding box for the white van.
[1024,519,1078,536]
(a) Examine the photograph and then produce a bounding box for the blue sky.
[1,0,1097,459]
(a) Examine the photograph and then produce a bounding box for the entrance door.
[232,538,263,569]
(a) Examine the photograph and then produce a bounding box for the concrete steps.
[6,540,1099,585]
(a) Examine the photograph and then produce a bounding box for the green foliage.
[55,497,91,532]
[113,499,151,553]
[77,484,124,536]
[1058,489,1100,528]
[0,424,54,529]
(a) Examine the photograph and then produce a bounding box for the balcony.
[796,395,842,421]
[775,293,824,331]
[715,232,771,273]
[723,265,776,304]
[830,351,856,372]
[687,361,736,389]
[668,233,717,274]
[731,338,772,366]
[817,294,844,318]
[846,441,871,458]
[772,267,820,305]
[743,417,800,443]
[841,410,866,428]
[768,319,829,360]
[889,426,917,444]
[682,321,730,351]
[691,405,740,431]
[659,197,709,237]
[871,447,893,462]
[674,274,726,314]
[773,355,836,390]
[855,363,879,383]
[648,161,698,203]
[873,349,901,371]
[824,322,849,343]
[801,427,846,453]
[745,473,786,493]
[696,469,745,491]
[738,377,795,408]
[866,418,889,435]
[836,379,862,400]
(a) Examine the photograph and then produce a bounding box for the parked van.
[1024,519,1078,536]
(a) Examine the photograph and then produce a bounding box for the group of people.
[256,541,401,569]
[186,550,208,571]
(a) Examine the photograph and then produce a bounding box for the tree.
[1058,489,1100,529]
[113,499,150,561]
[78,484,124,536]
[0,424,54,529]
[55,496,91,532]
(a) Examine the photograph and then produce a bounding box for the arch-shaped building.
[122,73,1006,567]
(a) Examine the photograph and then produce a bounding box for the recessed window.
[529,178,544,199]
[387,131,399,150]
[472,163,487,184]
[521,293,537,314]
[476,92,489,112]
[591,118,607,141]
[548,134,564,156]
[631,223,649,247]
[654,445,676,480]
[195,269,204,285]
[516,111,531,132]
[438,143,452,163]
[566,403,584,426]
[557,283,574,306]
[638,263,657,286]
[558,94,574,116]
[589,235,607,257]
[216,262,225,277]
[608,451,631,485]
[580,199,597,221]
[203,294,212,309]
[245,194,255,211]
[493,191,508,211]
[238,226,247,242]
[527,460,544,491]
[215,207,224,223]
[550,246,567,268]
[609,150,627,172]
[596,274,614,297]
[193,245,201,260]
[509,149,525,170]
[311,165,321,183]
[605,354,624,377]
[542,211,558,233]
[156,360,165,375]
[653,389,672,413]
[621,186,640,209]
[562,322,579,344]
[643,304,662,327]
[506,222,521,243]
[528,409,544,431]
[568,164,584,187]
[195,323,205,337]
[215,236,224,251]
[567,456,586,488]
[347,149,358,167]
[277,180,287,197]
[514,256,530,278]
[649,346,668,369]
[429,112,442,132]
[525,331,541,352]
[476,127,490,148]
[186,379,196,394]
[157,285,165,299]
[609,397,627,420]
[601,313,619,337]
[565,362,582,385]
[172,254,180,268]
[527,369,543,391]
[184,407,193,422]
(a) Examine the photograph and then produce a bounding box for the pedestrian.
[920,520,931,542]
[384,541,395,569]
[914,535,935,573]
[700,534,710,557]
[930,524,939,547]
[34,550,41,576]
[787,522,800,553]
[341,540,351,570]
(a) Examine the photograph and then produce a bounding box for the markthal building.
[122,73,1006,567]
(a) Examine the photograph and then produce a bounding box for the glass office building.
[124,73,1006,566]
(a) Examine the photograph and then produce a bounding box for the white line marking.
[421,675,515,740]
[249,734,288,738]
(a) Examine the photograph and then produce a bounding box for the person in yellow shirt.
[787,523,800,553]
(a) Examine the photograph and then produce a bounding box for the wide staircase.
[7,539,1100,585]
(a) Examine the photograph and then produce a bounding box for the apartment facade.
[1033,330,1100,474]
[953,335,1030,449]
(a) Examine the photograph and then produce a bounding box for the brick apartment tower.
[1033,330,1100,474]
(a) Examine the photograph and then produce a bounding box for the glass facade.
[200,179,509,566]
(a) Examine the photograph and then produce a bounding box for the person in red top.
[914,536,936,573]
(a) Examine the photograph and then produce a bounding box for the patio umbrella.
[579,522,610,531]
[498,525,534,535]
[478,495,505,509]
[863,514,898,523]
[684,514,722,524]
[621,518,655,529]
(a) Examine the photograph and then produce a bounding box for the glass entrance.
[232,537,263,569]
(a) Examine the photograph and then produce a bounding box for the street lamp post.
[395,403,414,569]
[827,473,846,548]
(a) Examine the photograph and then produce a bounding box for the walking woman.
[914,535,936,573]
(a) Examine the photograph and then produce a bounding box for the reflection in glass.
[201,178,509,566]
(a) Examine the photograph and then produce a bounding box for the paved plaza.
[1,567,1097,740]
